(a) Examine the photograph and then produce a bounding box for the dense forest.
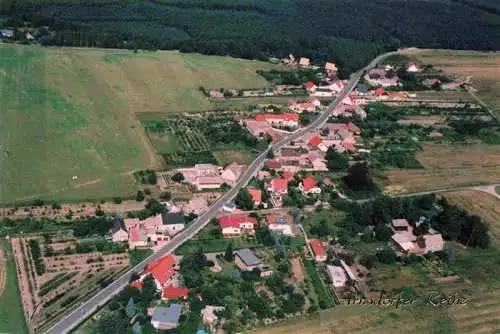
[1,0,500,73]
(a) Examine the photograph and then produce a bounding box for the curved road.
[46,50,398,334]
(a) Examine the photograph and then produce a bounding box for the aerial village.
[2,52,491,334]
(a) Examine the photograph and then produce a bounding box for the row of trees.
[3,0,499,74]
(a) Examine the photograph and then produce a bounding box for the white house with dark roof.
[161,212,186,236]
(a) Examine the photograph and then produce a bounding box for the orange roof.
[305,81,315,89]
[146,254,176,286]
[162,286,189,300]
[310,239,326,257]
[130,279,143,289]
[248,188,262,204]
[302,176,317,192]
[309,136,322,147]
[375,87,385,96]
[219,215,258,229]
[255,113,299,122]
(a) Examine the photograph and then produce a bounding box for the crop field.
[444,191,500,247]
[384,143,500,194]
[401,49,500,119]
[9,235,130,332]
[0,44,277,204]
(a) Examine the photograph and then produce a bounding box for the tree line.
[2,0,500,74]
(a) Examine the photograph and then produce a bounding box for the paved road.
[46,51,397,334]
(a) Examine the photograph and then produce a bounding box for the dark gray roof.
[126,298,136,318]
[235,248,261,266]
[109,217,126,234]
[152,304,182,325]
[162,212,185,225]
[132,322,142,334]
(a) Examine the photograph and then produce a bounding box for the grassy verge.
[128,248,153,266]
[175,237,262,256]
[302,260,334,309]
[0,239,29,334]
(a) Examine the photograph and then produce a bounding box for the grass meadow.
[0,44,276,204]
[0,239,28,334]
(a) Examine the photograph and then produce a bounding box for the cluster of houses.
[389,218,444,254]
[126,253,225,331]
[109,213,186,250]
[280,54,337,74]
[305,79,346,98]
[309,239,358,290]
[177,162,245,191]
[218,212,297,238]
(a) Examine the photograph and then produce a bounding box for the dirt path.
[0,241,6,296]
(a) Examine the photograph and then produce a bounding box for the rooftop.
[235,248,261,266]
[152,304,182,325]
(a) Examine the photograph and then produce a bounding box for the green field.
[0,44,277,204]
[0,239,28,334]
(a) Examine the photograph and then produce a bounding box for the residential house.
[162,286,189,301]
[265,159,282,170]
[406,62,420,73]
[391,233,415,253]
[412,233,444,254]
[195,176,224,190]
[109,217,128,243]
[311,88,335,97]
[219,215,258,237]
[202,305,225,327]
[374,87,385,97]
[300,176,321,194]
[325,62,338,74]
[255,113,300,128]
[221,163,245,185]
[143,254,178,291]
[151,304,182,330]
[161,212,186,236]
[244,119,274,139]
[248,188,262,206]
[391,219,410,232]
[266,214,294,236]
[305,81,317,94]
[268,178,288,195]
[0,29,13,38]
[310,239,327,262]
[326,265,347,288]
[209,90,224,98]
[128,226,148,249]
[179,163,224,190]
[234,248,273,277]
[308,135,323,149]
[182,196,208,215]
[299,57,310,67]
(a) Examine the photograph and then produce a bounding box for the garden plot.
[9,235,130,332]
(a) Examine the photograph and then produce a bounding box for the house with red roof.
[268,178,288,195]
[374,87,385,97]
[282,171,294,181]
[162,286,189,301]
[142,254,178,290]
[255,113,299,128]
[304,81,317,93]
[310,239,327,262]
[248,188,262,206]
[308,135,322,148]
[218,215,258,237]
[265,159,282,170]
[299,176,321,194]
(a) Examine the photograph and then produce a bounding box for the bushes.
[39,272,78,296]
[134,170,157,185]
[28,239,45,275]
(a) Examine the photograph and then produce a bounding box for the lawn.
[444,191,500,247]
[400,49,500,120]
[0,239,28,334]
[0,44,278,204]
[384,143,500,194]
[175,237,263,256]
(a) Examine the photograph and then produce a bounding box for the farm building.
[310,239,327,262]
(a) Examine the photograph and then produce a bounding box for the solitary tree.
[235,188,254,210]
[224,243,234,261]
[171,172,185,183]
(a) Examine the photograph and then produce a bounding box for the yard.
[400,49,500,120]
[444,191,500,247]
[0,239,28,334]
[0,44,278,204]
[384,143,500,194]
